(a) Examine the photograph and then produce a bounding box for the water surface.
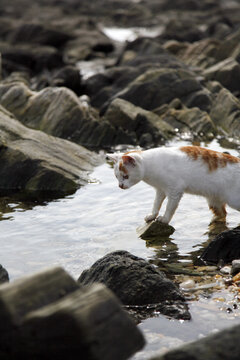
[1,139,240,358]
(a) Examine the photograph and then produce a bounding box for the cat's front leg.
[157,191,183,224]
[145,189,166,222]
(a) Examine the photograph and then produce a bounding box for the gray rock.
[104,98,176,145]
[9,22,73,47]
[154,101,216,139]
[78,250,191,320]
[116,68,212,112]
[137,220,175,240]
[151,322,240,360]
[0,267,144,360]
[204,57,240,93]
[231,259,240,276]
[0,105,99,195]
[209,85,240,136]
[0,80,133,149]
[1,44,64,74]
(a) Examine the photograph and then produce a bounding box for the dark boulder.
[78,250,191,320]
[116,68,212,112]
[9,23,73,47]
[201,228,240,265]
[1,45,64,74]
[51,66,82,94]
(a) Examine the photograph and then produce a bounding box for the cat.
[107,146,240,225]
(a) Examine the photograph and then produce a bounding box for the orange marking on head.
[119,161,128,174]
[124,150,142,155]
[180,146,240,171]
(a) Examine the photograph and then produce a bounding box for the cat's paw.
[156,215,169,224]
[145,214,157,222]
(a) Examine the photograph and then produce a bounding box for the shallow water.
[1,139,240,358]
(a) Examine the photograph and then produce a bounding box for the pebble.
[220,266,232,275]
[179,279,195,290]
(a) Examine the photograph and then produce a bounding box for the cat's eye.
[123,175,129,180]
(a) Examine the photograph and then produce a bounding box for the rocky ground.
[1,0,240,358]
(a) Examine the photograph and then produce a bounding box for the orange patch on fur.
[124,150,142,155]
[180,146,240,171]
[119,161,128,174]
[209,205,227,219]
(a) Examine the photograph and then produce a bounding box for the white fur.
[107,147,240,224]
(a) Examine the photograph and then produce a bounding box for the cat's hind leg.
[145,189,166,222]
[207,197,227,221]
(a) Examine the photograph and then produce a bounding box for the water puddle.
[0,138,240,358]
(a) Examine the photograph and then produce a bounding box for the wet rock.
[201,228,240,265]
[154,101,216,140]
[0,264,9,284]
[116,68,212,112]
[0,267,144,360]
[137,220,175,240]
[151,322,240,360]
[204,57,240,93]
[0,104,99,195]
[78,250,190,320]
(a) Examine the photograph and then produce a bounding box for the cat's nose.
[119,184,124,189]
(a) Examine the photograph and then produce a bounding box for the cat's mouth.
[119,184,128,189]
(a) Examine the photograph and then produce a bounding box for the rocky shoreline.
[1,0,240,358]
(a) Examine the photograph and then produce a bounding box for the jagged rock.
[0,267,144,360]
[204,57,240,93]
[0,105,99,195]
[78,251,190,320]
[0,80,134,149]
[151,322,240,360]
[201,228,240,265]
[116,68,212,112]
[208,84,240,136]
[154,100,216,139]
[104,98,175,146]
[137,220,175,240]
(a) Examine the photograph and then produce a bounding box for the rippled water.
[1,138,240,358]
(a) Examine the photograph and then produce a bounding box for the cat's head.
[106,151,143,189]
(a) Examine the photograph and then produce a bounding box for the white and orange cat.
[107,146,240,224]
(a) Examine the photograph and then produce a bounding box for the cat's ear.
[122,155,136,166]
[106,153,121,163]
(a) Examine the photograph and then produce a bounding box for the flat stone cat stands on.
[137,219,175,240]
